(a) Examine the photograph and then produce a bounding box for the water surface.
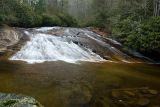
[0,60,160,107]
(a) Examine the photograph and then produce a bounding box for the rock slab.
[0,93,43,107]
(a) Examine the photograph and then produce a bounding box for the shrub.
[57,13,78,27]
[41,15,61,26]
[112,17,140,43]
[0,14,6,25]
[125,17,160,52]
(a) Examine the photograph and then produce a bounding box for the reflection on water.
[0,60,160,107]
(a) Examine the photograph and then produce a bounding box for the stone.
[148,105,160,107]
[124,90,135,97]
[103,56,110,60]
[111,91,120,98]
[0,93,43,107]
[73,41,79,45]
[0,26,29,57]
[137,98,150,106]
[69,86,92,105]
[148,90,158,95]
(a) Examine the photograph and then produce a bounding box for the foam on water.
[35,27,59,32]
[10,32,104,64]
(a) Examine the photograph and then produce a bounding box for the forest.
[0,0,160,58]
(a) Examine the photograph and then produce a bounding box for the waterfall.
[9,27,146,64]
[10,30,104,64]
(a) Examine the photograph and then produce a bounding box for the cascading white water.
[10,31,104,64]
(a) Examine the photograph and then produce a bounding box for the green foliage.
[34,0,46,14]
[0,14,7,25]
[113,16,160,53]
[41,14,78,27]
[0,0,78,27]
[112,17,141,43]
[93,11,110,28]
[91,0,110,31]
[32,15,43,27]
[146,0,154,16]
[57,13,78,27]
[126,17,160,52]
[0,0,43,27]
[0,0,159,54]
[91,0,160,55]
[3,100,17,106]
[41,15,61,26]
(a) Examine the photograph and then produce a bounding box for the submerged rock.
[110,88,159,107]
[137,98,150,106]
[69,86,92,105]
[0,93,43,107]
[148,90,158,95]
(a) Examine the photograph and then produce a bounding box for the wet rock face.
[0,27,20,51]
[0,93,43,107]
[0,26,148,62]
[0,26,29,57]
[29,27,146,62]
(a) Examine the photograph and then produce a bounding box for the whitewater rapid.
[10,30,104,64]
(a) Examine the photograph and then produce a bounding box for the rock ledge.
[0,93,43,107]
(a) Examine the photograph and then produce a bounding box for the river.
[0,60,159,107]
[0,27,160,107]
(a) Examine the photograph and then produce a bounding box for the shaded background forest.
[0,0,160,59]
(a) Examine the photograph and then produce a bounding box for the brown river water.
[0,60,160,107]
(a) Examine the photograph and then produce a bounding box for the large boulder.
[0,26,20,52]
[0,93,43,107]
[0,26,29,57]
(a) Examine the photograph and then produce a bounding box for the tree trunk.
[154,0,160,16]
